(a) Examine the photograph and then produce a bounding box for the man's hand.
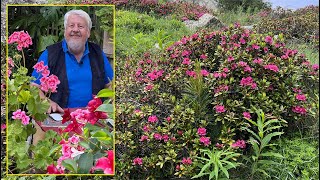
[47,99,64,114]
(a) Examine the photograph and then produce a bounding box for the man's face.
[64,14,90,53]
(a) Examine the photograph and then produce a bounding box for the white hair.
[64,9,92,30]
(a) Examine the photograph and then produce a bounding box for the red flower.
[94,150,114,174]
[62,109,72,124]
[87,97,103,112]
[63,119,83,135]
[47,164,64,174]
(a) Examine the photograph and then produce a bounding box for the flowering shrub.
[7,31,114,174]
[255,6,319,48]
[116,23,319,178]
[66,0,213,21]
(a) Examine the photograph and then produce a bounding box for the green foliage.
[192,147,241,180]
[115,10,190,58]
[265,136,319,179]
[215,0,271,12]
[242,109,284,179]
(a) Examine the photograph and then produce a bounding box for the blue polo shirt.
[31,39,114,108]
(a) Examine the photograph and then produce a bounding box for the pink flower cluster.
[292,106,307,115]
[240,76,257,89]
[12,109,30,125]
[7,57,15,77]
[214,84,229,94]
[197,127,211,146]
[40,74,60,93]
[296,94,306,101]
[243,112,251,119]
[253,58,263,64]
[133,157,143,165]
[186,70,196,78]
[8,31,33,51]
[148,115,158,123]
[182,157,192,165]
[265,36,273,45]
[147,69,164,81]
[231,139,246,149]
[238,61,252,72]
[263,64,279,72]
[1,124,6,130]
[215,105,226,113]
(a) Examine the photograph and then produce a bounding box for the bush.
[215,0,271,12]
[254,6,319,48]
[115,23,319,178]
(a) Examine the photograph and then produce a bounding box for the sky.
[265,0,319,10]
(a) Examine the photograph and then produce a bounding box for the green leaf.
[18,90,31,104]
[261,132,283,150]
[96,104,114,113]
[260,152,284,158]
[78,153,94,174]
[79,141,91,150]
[37,35,58,53]
[48,144,61,156]
[62,158,78,173]
[97,89,114,98]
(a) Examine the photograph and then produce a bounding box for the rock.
[242,25,254,30]
[184,13,224,30]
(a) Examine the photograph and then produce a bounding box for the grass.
[216,6,262,26]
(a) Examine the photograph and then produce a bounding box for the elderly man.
[32,9,113,113]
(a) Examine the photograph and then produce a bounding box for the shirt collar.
[62,39,90,56]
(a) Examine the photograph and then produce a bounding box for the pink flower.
[166,117,171,122]
[8,31,33,51]
[296,94,306,101]
[199,136,211,146]
[292,106,307,115]
[253,58,263,64]
[182,157,192,165]
[33,61,47,73]
[197,127,206,136]
[153,133,162,140]
[265,36,273,44]
[94,150,114,174]
[223,68,229,73]
[133,157,143,166]
[1,124,6,130]
[68,135,80,144]
[143,125,150,132]
[162,134,169,142]
[182,50,191,57]
[240,77,257,89]
[312,64,319,71]
[200,54,207,59]
[40,74,60,93]
[87,97,102,112]
[252,44,260,50]
[186,70,196,78]
[140,135,149,142]
[12,109,30,125]
[231,139,246,149]
[144,84,154,91]
[215,105,226,113]
[239,38,246,44]
[228,56,234,62]
[201,69,209,76]
[148,115,158,123]
[182,58,190,65]
[264,64,279,72]
[243,112,251,119]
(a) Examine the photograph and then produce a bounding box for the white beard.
[67,38,86,54]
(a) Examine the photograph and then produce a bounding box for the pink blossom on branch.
[243,112,251,119]
[292,106,307,115]
[40,74,60,93]
[182,157,192,165]
[231,139,246,149]
[215,105,226,113]
[148,115,158,123]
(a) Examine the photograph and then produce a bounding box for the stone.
[184,13,224,30]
